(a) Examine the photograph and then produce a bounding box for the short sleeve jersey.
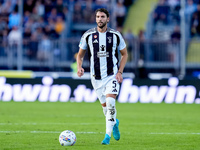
[79,27,126,80]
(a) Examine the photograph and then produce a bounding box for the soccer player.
[77,8,128,145]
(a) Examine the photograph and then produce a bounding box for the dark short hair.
[95,8,110,18]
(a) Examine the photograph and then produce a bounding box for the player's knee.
[106,97,115,107]
[102,106,107,116]
[106,97,116,115]
[101,102,106,107]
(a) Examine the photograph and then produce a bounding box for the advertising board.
[0,76,200,103]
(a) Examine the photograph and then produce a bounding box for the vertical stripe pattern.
[106,32,114,76]
[86,35,91,64]
[92,32,101,79]
[114,34,120,67]
[82,28,125,80]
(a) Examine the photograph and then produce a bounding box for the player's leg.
[106,94,120,141]
[91,77,107,116]
[106,94,117,137]
[106,76,120,141]
[101,99,112,145]
[94,91,107,116]
[101,102,107,116]
[91,78,110,144]
[102,76,120,144]
[102,94,116,145]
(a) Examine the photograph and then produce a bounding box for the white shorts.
[91,75,120,104]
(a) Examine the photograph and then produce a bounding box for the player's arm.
[77,48,86,77]
[118,47,128,73]
[116,47,128,83]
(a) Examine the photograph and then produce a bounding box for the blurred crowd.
[0,0,134,41]
[0,0,68,60]
[153,0,180,25]
[152,0,200,37]
[0,0,134,61]
[72,0,134,32]
[0,0,67,41]
[0,0,198,76]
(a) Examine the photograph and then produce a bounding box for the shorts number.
[112,80,117,88]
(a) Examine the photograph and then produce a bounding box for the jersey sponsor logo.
[97,51,109,57]
[100,45,105,51]
[93,39,98,43]
[97,45,109,57]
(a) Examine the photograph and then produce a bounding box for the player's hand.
[116,72,123,83]
[77,68,84,77]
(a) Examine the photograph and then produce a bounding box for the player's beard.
[97,21,107,29]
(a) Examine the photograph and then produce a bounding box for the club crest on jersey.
[97,46,109,57]
[94,35,97,38]
[107,37,112,43]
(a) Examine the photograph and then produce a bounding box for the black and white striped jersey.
[79,27,126,80]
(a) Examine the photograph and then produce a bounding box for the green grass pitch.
[0,101,200,150]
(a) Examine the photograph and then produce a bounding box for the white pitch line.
[133,122,198,126]
[0,123,104,125]
[0,131,104,134]
[0,131,199,135]
[77,132,104,134]
[149,133,200,135]
[0,122,196,126]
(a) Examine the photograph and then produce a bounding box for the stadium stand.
[0,0,134,72]
[144,0,200,78]
[0,0,200,78]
